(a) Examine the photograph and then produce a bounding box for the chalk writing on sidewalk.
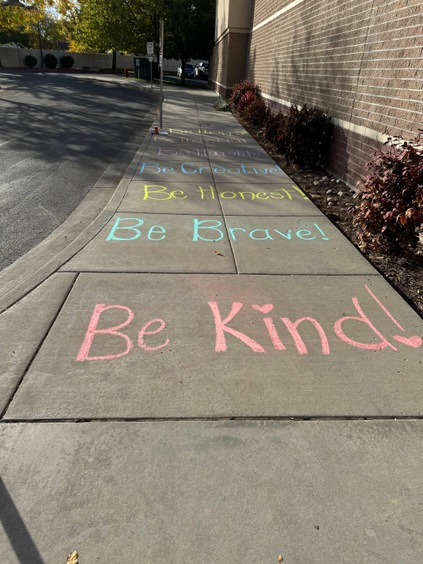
[154,135,250,145]
[105,217,329,242]
[139,185,308,201]
[168,128,249,136]
[154,147,264,158]
[77,305,169,361]
[192,219,329,242]
[139,162,287,176]
[77,285,422,361]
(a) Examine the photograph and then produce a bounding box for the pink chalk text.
[77,286,421,361]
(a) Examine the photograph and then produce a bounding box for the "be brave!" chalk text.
[105,217,329,243]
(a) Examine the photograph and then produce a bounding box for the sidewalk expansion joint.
[59,271,382,277]
[116,210,226,216]
[0,273,80,421]
[1,416,422,424]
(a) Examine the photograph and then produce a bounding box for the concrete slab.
[227,215,378,274]
[140,143,210,161]
[166,125,256,144]
[135,159,214,183]
[60,215,376,276]
[215,162,292,183]
[203,136,263,150]
[135,160,292,184]
[216,182,320,215]
[118,181,224,214]
[135,155,291,182]
[146,127,262,151]
[0,273,76,413]
[200,118,242,128]
[161,126,250,139]
[140,142,270,164]
[4,274,422,420]
[201,126,252,138]
[167,127,213,137]
[200,112,240,120]
[4,84,422,564]
[200,116,244,124]
[61,214,236,273]
[206,146,276,164]
[1,421,422,563]
[148,132,206,147]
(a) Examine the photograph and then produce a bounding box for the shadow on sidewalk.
[0,477,44,564]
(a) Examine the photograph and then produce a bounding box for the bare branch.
[121,0,142,27]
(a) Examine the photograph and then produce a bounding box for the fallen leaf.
[214,251,224,256]
[278,555,283,562]
[66,550,78,564]
[315,525,320,530]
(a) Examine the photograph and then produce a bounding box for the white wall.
[0,46,206,72]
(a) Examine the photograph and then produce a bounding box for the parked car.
[195,62,209,78]
[177,63,195,78]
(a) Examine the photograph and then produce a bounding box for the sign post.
[146,41,154,89]
[159,20,164,129]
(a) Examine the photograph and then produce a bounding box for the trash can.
[133,57,158,80]
[133,57,143,78]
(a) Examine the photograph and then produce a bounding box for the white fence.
[0,46,205,72]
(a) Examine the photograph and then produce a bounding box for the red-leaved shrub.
[240,96,267,126]
[264,111,286,144]
[237,90,258,115]
[274,105,332,169]
[351,131,423,253]
[229,80,259,111]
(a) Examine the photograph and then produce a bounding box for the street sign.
[148,56,153,63]
[147,42,154,56]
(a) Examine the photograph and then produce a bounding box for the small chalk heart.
[392,335,422,348]
[252,304,274,314]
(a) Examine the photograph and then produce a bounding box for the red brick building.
[210,0,423,187]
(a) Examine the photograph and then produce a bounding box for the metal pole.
[37,22,44,67]
[159,19,164,129]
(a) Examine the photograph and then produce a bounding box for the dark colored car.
[177,63,195,78]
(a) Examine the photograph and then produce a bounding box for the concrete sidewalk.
[0,86,422,563]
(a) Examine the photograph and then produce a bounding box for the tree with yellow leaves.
[0,1,73,49]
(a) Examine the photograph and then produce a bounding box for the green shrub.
[274,105,332,169]
[24,55,37,68]
[44,53,58,69]
[60,55,74,70]
[213,97,230,111]
[350,132,423,253]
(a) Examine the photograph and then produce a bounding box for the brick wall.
[210,32,251,98]
[210,0,253,98]
[210,33,230,97]
[233,0,423,187]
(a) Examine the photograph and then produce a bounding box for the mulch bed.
[236,117,423,318]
